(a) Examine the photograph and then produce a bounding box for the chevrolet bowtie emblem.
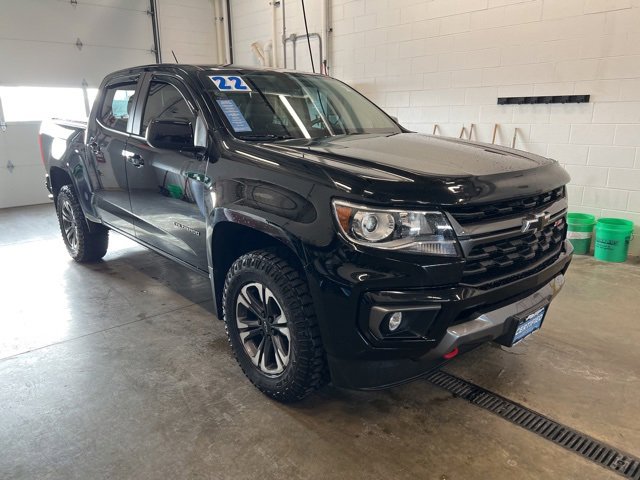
[521,212,551,233]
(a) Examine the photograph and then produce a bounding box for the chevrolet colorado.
[40,65,572,402]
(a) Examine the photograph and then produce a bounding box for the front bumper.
[423,272,564,360]
[307,240,573,390]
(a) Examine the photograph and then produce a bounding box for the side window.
[141,81,195,135]
[99,80,137,132]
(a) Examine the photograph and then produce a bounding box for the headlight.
[332,200,458,256]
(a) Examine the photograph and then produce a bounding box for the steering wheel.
[310,116,341,131]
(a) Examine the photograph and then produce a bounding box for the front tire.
[223,250,329,402]
[56,185,109,262]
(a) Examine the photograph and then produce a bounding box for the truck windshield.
[200,71,401,141]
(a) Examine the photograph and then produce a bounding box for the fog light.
[388,312,403,331]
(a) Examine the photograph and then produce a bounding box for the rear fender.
[47,146,101,226]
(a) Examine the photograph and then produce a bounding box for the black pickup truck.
[40,64,572,402]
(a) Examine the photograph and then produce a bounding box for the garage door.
[0,0,157,209]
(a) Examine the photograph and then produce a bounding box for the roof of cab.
[106,63,321,79]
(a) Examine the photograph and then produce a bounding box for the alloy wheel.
[235,282,291,376]
[60,199,79,253]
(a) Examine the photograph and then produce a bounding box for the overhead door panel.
[0,0,155,87]
[0,122,48,209]
[0,39,154,87]
[0,0,156,208]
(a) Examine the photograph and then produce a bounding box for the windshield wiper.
[236,134,294,141]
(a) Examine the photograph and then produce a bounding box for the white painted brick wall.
[230,0,640,255]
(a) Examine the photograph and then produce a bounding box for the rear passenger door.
[124,73,209,271]
[87,75,140,236]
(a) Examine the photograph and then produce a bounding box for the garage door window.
[99,81,137,132]
[0,86,98,122]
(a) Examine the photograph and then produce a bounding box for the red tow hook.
[443,347,459,360]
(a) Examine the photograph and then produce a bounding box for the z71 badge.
[174,221,200,236]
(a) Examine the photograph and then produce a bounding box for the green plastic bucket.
[166,184,183,199]
[594,218,634,263]
[567,213,596,255]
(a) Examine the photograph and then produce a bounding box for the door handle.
[126,154,145,168]
[89,141,100,154]
[122,150,145,168]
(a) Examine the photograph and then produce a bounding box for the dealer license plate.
[511,307,546,344]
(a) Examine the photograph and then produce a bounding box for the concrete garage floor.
[1,204,638,480]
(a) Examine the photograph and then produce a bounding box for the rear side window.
[141,81,195,135]
[99,80,137,132]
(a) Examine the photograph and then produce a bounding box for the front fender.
[207,208,307,266]
[206,207,310,319]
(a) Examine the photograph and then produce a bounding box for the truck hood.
[277,133,553,176]
[255,133,569,207]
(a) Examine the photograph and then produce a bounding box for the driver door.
[124,73,209,271]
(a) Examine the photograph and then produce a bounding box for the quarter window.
[99,80,137,132]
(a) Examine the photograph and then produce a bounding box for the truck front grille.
[462,216,567,287]
[450,187,565,225]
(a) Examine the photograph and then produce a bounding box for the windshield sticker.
[216,99,252,132]
[210,75,252,92]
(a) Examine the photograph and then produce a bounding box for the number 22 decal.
[210,75,252,92]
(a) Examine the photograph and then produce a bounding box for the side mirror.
[146,119,194,150]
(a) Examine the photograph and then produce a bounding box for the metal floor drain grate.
[425,370,640,479]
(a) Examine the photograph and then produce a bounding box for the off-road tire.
[56,185,109,262]
[223,249,329,402]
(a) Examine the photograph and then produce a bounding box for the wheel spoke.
[259,284,266,306]
[239,327,262,343]
[249,337,266,367]
[61,203,73,223]
[271,325,290,338]
[260,336,275,372]
[271,311,289,337]
[272,334,289,368]
[264,287,276,318]
[273,342,284,371]
[69,229,77,246]
[272,312,287,326]
[238,284,265,319]
[238,318,261,329]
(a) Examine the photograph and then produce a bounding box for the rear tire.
[222,249,329,402]
[56,185,109,262]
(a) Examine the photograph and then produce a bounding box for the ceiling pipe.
[282,0,287,68]
[271,1,279,67]
[320,0,329,74]
[224,0,233,63]
[251,42,267,66]
[212,0,226,63]
[264,41,273,67]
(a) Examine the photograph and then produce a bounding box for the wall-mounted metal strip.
[81,78,91,118]
[498,95,590,105]
[0,96,6,132]
[148,0,162,63]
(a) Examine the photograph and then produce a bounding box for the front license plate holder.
[501,305,548,347]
